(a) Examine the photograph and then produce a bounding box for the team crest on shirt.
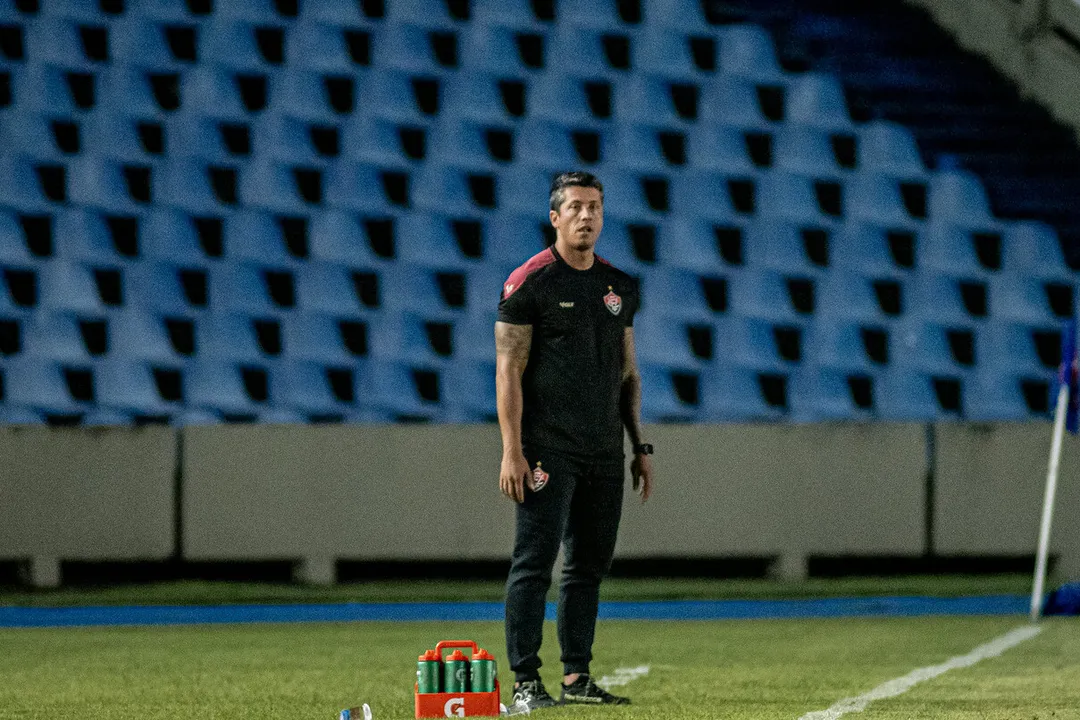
[531,462,549,491]
[603,286,622,316]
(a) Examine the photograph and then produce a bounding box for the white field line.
[797,625,1042,720]
[596,665,650,688]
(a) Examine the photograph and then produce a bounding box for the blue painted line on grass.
[0,595,1028,629]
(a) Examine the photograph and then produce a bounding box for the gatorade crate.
[415,641,501,718]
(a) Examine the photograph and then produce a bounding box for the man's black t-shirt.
[497,246,639,465]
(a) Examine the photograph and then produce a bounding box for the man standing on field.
[495,171,654,710]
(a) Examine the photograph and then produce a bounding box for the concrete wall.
[0,425,176,586]
[906,0,1080,140]
[3,422,1079,585]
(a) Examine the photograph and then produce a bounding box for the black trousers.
[504,450,624,683]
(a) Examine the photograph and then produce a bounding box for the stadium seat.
[596,218,654,275]
[21,312,98,362]
[642,0,713,32]
[338,115,416,167]
[654,216,731,272]
[126,0,205,21]
[774,126,844,178]
[0,154,63,211]
[440,360,497,423]
[1001,221,1072,281]
[110,17,193,71]
[86,111,168,162]
[602,172,668,222]
[456,312,498,362]
[927,170,996,228]
[0,211,37,265]
[718,24,785,83]
[785,72,853,131]
[613,76,693,126]
[287,22,374,72]
[47,0,113,22]
[670,167,748,223]
[280,311,369,365]
[359,359,442,419]
[441,71,526,125]
[37,261,110,314]
[24,18,101,71]
[3,357,90,415]
[471,0,550,28]
[484,214,551,266]
[224,211,304,269]
[142,210,220,268]
[183,67,253,122]
[385,0,466,28]
[273,360,361,420]
[166,114,251,162]
[239,161,323,213]
[326,163,409,213]
[977,321,1058,375]
[295,262,380,315]
[987,275,1062,324]
[68,156,153,213]
[609,124,678,172]
[829,223,911,278]
[395,213,483,270]
[94,358,184,417]
[700,363,787,422]
[742,220,827,275]
[379,265,466,318]
[195,311,276,362]
[300,0,379,25]
[845,173,921,227]
[497,164,557,215]
[804,319,881,372]
[373,23,457,74]
[127,262,207,316]
[365,311,453,367]
[920,222,996,277]
[906,273,981,324]
[558,0,631,30]
[685,125,756,173]
[527,74,611,125]
[309,211,394,268]
[889,318,974,376]
[728,269,809,323]
[634,313,705,370]
[427,118,516,171]
[207,264,290,314]
[412,164,496,215]
[547,26,628,79]
[108,311,189,364]
[459,24,543,77]
[0,110,71,161]
[639,363,701,422]
[158,159,236,214]
[8,64,88,115]
[637,267,716,321]
[699,76,776,130]
[857,121,926,178]
[273,68,364,123]
[757,173,838,225]
[0,406,46,425]
[633,27,715,80]
[464,264,517,316]
[101,65,177,116]
[359,68,439,124]
[965,370,1040,422]
[215,0,294,22]
[874,369,942,421]
[789,366,872,422]
[53,208,127,265]
[816,270,898,323]
[186,360,270,416]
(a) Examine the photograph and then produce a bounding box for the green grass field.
[2,576,1079,720]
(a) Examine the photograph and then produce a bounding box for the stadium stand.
[0,0,1076,426]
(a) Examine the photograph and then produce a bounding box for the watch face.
[637,444,653,455]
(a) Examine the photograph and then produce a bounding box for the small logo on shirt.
[531,462,550,491]
[559,301,574,308]
[504,283,515,296]
[603,286,622,316]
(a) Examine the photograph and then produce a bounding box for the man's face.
[550,186,604,253]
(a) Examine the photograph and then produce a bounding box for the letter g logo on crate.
[444,698,465,718]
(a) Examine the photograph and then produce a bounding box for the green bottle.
[417,650,441,694]
[443,650,470,693]
[470,648,496,693]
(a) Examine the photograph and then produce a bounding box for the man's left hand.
[631,453,653,503]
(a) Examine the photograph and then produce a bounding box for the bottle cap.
[419,650,440,662]
[472,648,494,661]
[446,650,469,662]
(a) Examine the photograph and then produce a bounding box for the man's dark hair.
[549,171,604,212]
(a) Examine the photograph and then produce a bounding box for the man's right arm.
[495,321,533,503]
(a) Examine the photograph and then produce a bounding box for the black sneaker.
[513,679,558,711]
[560,675,631,705]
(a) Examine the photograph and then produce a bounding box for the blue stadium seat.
[965,371,1038,422]
[339,115,414,166]
[207,264,288,314]
[497,164,553,215]
[700,77,775,130]
[158,159,235,214]
[977,321,1057,375]
[927,170,996,228]
[804,319,877,372]
[46,0,111,22]
[685,125,755,173]
[789,366,871,422]
[440,360,497,423]
[602,172,668,222]
[634,313,704,370]
[527,74,611,125]
[1001,221,1072,281]
[82,408,143,427]
[857,121,926,178]
[0,110,70,161]
[360,68,436,124]
[613,76,691,126]
[634,27,714,80]
[127,262,206,316]
[0,263,36,314]
[273,69,363,123]
[672,170,746,222]
[37,261,109,314]
[309,210,393,268]
[0,406,46,425]
[700,363,786,422]
[167,114,245,162]
[53,209,125,264]
[890,318,973,376]
[385,0,465,28]
[640,363,701,422]
[875,369,941,421]
[547,26,626,79]
[0,210,39,265]
[3,357,90,415]
[816,270,896,323]
[785,72,853,131]
[637,267,716,321]
[239,161,322,213]
[654,216,730,272]
[225,210,304,269]
[465,264,516,316]
[85,112,166,162]
[729,270,808,323]
[396,212,482,270]
[8,65,85,115]
[559,0,629,30]
[101,66,174,116]
[906,273,979,324]
[846,173,920,227]
[295,262,378,315]
[427,118,515,171]
[757,172,836,225]
[988,275,1060,324]
[412,164,493,215]
[459,24,541,77]
[183,67,253,122]
[326,163,408,213]
[0,154,61,211]
[68,157,152,213]
[280,311,368,365]
[251,113,335,164]
[287,21,372,72]
[609,124,676,171]
[830,223,909,278]
[718,24,785,83]
[457,313,497,361]
[110,17,192,71]
[920,222,995,277]
[186,360,269,416]
[299,0,378,24]
[108,311,188,363]
[366,311,451,367]
[642,0,713,32]
[94,358,183,417]
[24,18,100,71]
[471,0,549,29]
[126,0,203,21]
[22,312,96,362]
[273,360,361,419]
[215,0,294,22]
[774,125,844,178]
[359,359,441,419]
[484,214,550,266]
[595,218,653,275]
[742,220,826,275]
[441,71,524,124]
[372,23,454,74]
[381,265,466,318]
[142,210,219,268]
[195,311,274,362]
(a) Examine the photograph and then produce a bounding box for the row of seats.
[0,155,1016,228]
[0,355,1052,426]
[2,208,1070,279]
[0,260,1071,323]
[0,113,925,178]
[0,65,849,128]
[0,0,746,35]
[0,308,1062,377]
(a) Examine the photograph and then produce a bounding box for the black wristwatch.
[634,443,654,456]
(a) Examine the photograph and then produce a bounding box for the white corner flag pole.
[1031,383,1069,622]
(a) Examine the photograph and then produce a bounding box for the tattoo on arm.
[495,322,533,365]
